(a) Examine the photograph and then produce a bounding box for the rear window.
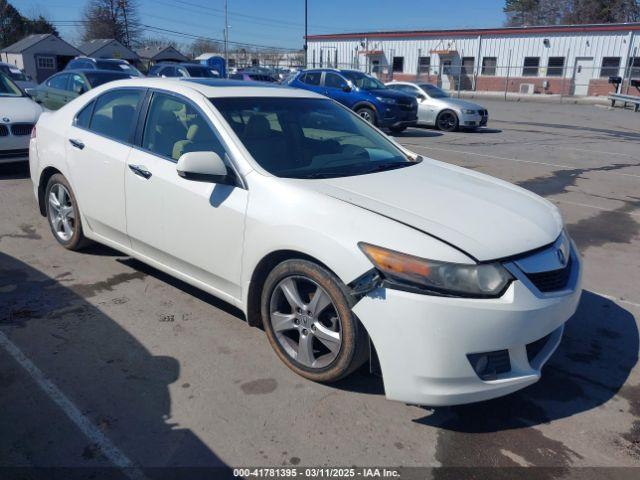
[85,71,131,87]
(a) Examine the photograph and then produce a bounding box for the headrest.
[186,122,209,143]
[244,115,270,138]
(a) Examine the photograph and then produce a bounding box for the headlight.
[376,96,397,105]
[462,109,477,115]
[359,243,513,298]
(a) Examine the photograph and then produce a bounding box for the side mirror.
[417,94,427,102]
[342,83,352,92]
[176,151,231,183]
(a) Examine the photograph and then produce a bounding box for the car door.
[298,71,324,95]
[124,90,248,302]
[42,73,70,110]
[323,72,352,106]
[65,73,89,104]
[66,88,144,248]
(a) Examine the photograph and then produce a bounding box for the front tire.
[261,259,368,382]
[45,174,90,250]
[355,107,376,126]
[436,109,459,132]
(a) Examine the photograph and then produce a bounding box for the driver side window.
[142,92,227,161]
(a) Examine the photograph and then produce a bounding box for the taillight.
[31,125,36,139]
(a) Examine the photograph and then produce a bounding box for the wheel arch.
[37,166,63,216]
[245,249,337,328]
[352,101,378,120]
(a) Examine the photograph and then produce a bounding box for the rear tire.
[261,259,368,383]
[436,109,459,132]
[45,174,90,251]
[355,107,376,126]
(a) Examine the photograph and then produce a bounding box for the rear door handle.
[69,139,84,149]
[128,164,152,179]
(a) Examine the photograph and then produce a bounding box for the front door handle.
[69,138,84,149]
[128,164,152,179]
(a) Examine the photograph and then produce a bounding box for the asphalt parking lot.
[1,99,639,476]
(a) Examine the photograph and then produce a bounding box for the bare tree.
[504,0,639,25]
[81,0,141,47]
[190,37,222,58]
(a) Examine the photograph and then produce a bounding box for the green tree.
[0,0,58,48]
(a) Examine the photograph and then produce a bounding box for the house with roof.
[0,34,82,83]
[135,45,189,71]
[77,39,139,63]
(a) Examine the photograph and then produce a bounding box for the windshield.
[1,66,27,81]
[0,74,24,97]
[210,97,418,179]
[85,71,131,87]
[185,65,218,77]
[419,83,449,98]
[341,71,386,90]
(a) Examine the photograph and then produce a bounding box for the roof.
[135,45,188,60]
[1,34,52,53]
[87,77,322,99]
[77,39,114,55]
[306,22,640,41]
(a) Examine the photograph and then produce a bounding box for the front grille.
[467,349,511,381]
[0,148,29,159]
[0,125,8,136]
[525,257,572,292]
[10,123,34,136]
[526,333,552,364]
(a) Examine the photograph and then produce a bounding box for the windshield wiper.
[361,161,414,174]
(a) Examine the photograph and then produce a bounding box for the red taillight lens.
[30,125,36,139]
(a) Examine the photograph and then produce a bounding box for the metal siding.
[307,28,635,79]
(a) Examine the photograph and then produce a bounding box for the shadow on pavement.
[0,252,232,478]
[415,290,638,433]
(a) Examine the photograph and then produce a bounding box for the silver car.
[386,81,488,132]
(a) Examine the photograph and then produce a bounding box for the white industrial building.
[306,23,640,96]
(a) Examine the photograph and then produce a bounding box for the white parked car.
[1,73,42,163]
[387,81,488,131]
[29,78,582,406]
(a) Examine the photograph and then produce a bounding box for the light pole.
[304,0,308,69]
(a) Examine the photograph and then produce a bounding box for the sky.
[12,0,508,50]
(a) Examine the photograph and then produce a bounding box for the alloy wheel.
[48,183,75,242]
[438,111,457,131]
[358,110,373,123]
[269,276,342,369]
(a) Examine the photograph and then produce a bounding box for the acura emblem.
[1,117,9,123]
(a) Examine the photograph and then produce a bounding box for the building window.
[600,57,621,78]
[629,57,640,78]
[462,57,475,75]
[418,56,430,74]
[481,57,497,75]
[547,57,565,76]
[36,56,55,69]
[392,56,404,72]
[523,57,540,76]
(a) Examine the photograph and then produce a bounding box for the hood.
[366,88,415,101]
[436,97,485,110]
[0,96,43,123]
[293,160,562,262]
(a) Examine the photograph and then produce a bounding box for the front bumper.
[459,110,489,128]
[352,247,581,406]
[378,104,418,128]
[1,126,32,163]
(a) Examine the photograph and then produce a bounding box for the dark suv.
[288,69,417,132]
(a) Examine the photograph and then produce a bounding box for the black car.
[65,57,143,77]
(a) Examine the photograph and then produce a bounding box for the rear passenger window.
[88,90,142,142]
[75,101,94,128]
[142,92,226,161]
[301,72,321,85]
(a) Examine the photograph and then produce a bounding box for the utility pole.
[304,0,308,69]
[224,0,229,77]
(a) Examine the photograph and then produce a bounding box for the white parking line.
[0,330,147,480]
[404,144,640,179]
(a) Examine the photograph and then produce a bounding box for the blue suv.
[288,69,418,132]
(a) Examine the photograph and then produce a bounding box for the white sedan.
[387,81,488,131]
[1,73,42,163]
[29,78,582,406]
